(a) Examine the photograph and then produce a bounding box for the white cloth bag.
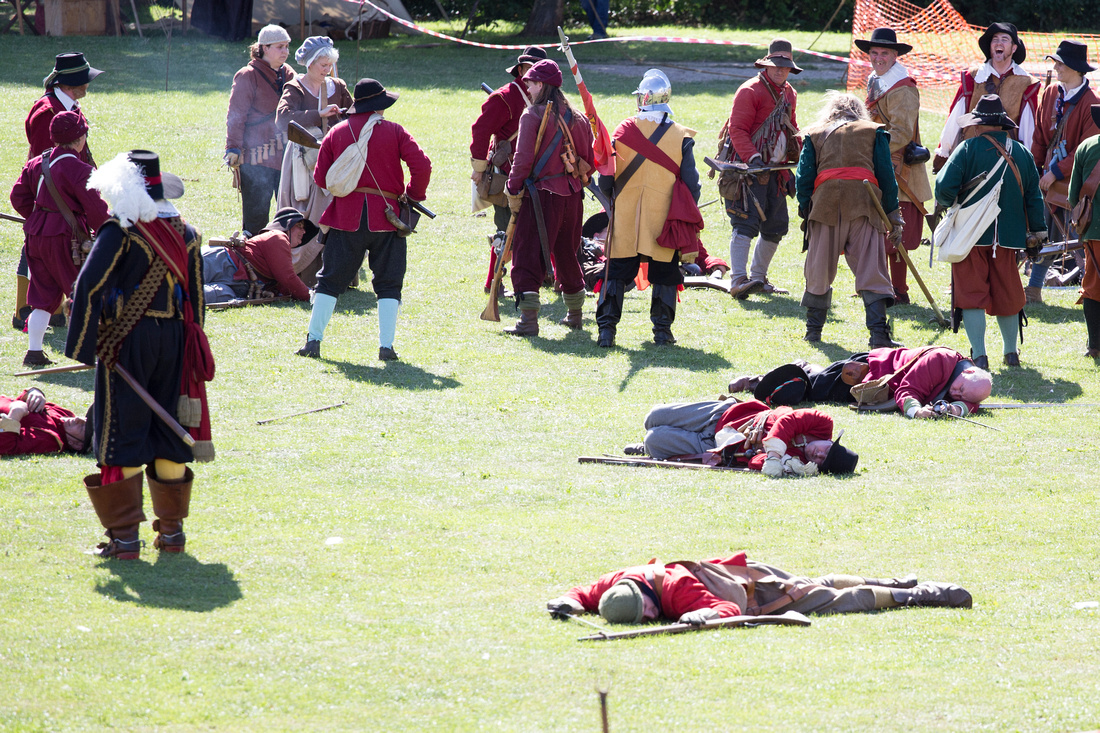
[934,155,1006,263]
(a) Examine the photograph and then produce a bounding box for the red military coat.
[0,391,76,456]
[1031,83,1100,191]
[10,149,109,240]
[865,347,979,414]
[237,229,310,301]
[714,399,834,470]
[313,113,431,232]
[469,79,529,172]
[565,553,748,620]
[726,73,800,164]
[506,103,594,197]
[24,91,94,165]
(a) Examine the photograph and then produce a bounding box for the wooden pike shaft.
[257,400,347,425]
[577,610,812,641]
[862,179,947,327]
[578,455,752,471]
[13,362,93,377]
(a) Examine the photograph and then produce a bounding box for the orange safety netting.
[847,0,1100,113]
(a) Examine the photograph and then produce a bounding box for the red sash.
[814,166,877,190]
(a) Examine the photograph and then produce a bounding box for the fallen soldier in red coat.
[547,552,972,625]
[627,398,858,476]
[1,388,90,456]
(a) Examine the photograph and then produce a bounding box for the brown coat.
[1031,82,1100,209]
[275,76,352,136]
[226,59,296,170]
[807,121,887,232]
[869,81,932,204]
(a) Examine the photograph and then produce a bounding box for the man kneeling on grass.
[625,397,857,477]
[547,552,972,625]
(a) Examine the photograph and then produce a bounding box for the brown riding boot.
[84,472,146,560]
[148,466,193,553]
[1024,286,1043,306]
[504,292,540,337]
[559,310,583,329]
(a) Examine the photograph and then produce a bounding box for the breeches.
[642,400,735,459]
[510,189,585,294]
[1083,240,1100,301]
[26,233,78,312]
[316,206,406,301]
[747,561,877,615]
[727,175,789,241]
[952,245,1025,315]
[607,255,683,287]
[804,217,894,297]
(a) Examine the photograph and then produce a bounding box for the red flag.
[558,28,616,177]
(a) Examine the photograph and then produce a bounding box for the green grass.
[1,27,1099,732]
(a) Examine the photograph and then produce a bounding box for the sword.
[932,401,1001,431]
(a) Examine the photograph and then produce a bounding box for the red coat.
[238,230,310,301]
[10,149,109,239]
[506,103,594,197]
[24,91,94,165]
[565,553,748,620]
[1031,83,1100,182]
[726,73,800,165]
[714,400,834,470]
[0,391,75,456]
[866,347,979,413]
[313,114,431,232]
[469,79,529,171]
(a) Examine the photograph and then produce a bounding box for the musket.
[287,120,322,149]
[1037,238,1082,258]
[480,81,493,95]
[579,455,753,472]
[15,361,195,446]
[576,610,812,641]
[703,156,796,175]
[863,179,948,327]
[207,295,291,310]
[480,209,517,322]
[981,402,1099,409]
[699,198,720,209]
[1,212,26,225]
[256,400,347,425]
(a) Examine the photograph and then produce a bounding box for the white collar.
[53,87,77,110]
[1061,78,1088,99]
[636,109,672,123]
[973,61,1026,83]
[869,61,909,91]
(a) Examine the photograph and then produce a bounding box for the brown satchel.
[850,346,936,406]
[40,149,94,267]
[1071,158,1100,233]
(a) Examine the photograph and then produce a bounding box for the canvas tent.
[182,0,414,41]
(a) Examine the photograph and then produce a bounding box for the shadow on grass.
[94,552,242,611]
[333,287,378,316]
[327,358,461,391]
[1020,302,1084,323]
[987,365,1085,403]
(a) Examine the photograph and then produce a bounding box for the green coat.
[1068,133,1100,242]
[934,130,1045,249]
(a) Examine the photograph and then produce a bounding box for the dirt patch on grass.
[586,60,849,85]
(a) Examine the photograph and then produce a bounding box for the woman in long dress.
[275,36,352,287]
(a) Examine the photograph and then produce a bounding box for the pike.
[863,179,948,327]
[256,400,347,425]
[1,212,26,225]
[579,455,753,472]
[557,27,615,178]
[15,361,195,446]
[576,610,812,641]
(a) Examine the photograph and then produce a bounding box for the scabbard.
[524,180,553,274]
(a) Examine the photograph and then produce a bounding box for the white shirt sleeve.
[935,96,966,158]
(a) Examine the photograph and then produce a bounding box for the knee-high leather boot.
[650,283,678,345]
[84,472,146,559]
[595,279,625,347]
[148,467,193,553]
[863,291,903,348]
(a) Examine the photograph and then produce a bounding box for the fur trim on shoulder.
[87,153,158,228]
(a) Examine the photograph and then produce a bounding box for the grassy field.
[1,22,1098,732]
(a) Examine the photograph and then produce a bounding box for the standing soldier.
[794,92,900,347]
[935,96,1046,369]
[296,78,431,362]
[1027,40,1099,305]
[596,70,702,347]
[66,151,214,559]
[933,22,1040,172]
[501,60,594,337]
[14,52,102,332]
[1067,104,1100,359]
[720,38,801,299]
[857,27,933,305]
[9,112,109,367]
[470,46,546,292]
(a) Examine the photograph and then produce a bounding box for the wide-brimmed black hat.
[753,363,810,407]
[959,94,1017,130]
[264,206,319,246]
[349,78,399,115]
[978,22,1026,65]
[127,150,184,200]
[507,46,548,78]
[754,38,803,74]
[43,52,103,88]
[582,211,609,239]
[1046,40,1097,75]
[854,27,913,56]
[819,430,858,475]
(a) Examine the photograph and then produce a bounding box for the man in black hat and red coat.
[9,111,109,367]
[14,52,102,332]
[297,78,431,362]
[1026,40,1100,305]
[856,27,934,306]
[721,38,802,299]
[933,22,1040,172]
[66,150,214,560]
[470,46,547,292]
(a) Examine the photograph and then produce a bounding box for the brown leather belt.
[354,186,400,201]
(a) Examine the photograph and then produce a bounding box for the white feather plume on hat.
[87,152,158,228]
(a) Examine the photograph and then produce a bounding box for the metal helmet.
[633,69,671,110]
